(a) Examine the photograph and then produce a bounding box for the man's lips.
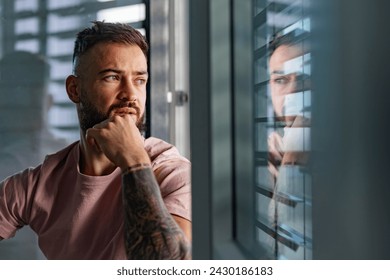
[111,107,139,117]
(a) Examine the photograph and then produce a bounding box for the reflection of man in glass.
[267,31,312,259]
[0,51,67,179]
[268,32,311,174]
[0,51,67,259]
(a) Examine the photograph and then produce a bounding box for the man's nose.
[289,73,310,93]
[118,78,137,101]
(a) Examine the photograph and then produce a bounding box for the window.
[190,0,312,260]
[191,0,390,260]
[253,0,312,259]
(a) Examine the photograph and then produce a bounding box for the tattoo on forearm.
[122,168,191,260]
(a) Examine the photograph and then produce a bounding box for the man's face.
[0,84,46,131]
[269,44,307,118]
[75,42,148,133]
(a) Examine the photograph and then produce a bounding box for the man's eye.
[135,78,146,85]
[273,76,289,85]
[104,75,119,81]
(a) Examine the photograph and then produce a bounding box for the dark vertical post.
[312,0,390,259]
[189,0,213,259]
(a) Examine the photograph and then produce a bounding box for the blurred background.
[0,0,390,260]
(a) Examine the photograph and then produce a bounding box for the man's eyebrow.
[271,70,285,75]
[134,70,148,76]
[97,69,149,76]
[98,68,122,75]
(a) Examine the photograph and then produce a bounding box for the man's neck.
[79,133,116,176]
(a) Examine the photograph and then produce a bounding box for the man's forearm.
[122,167,191,260]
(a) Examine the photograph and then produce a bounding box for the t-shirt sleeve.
[0,168,37,239]
[154,160,191,222]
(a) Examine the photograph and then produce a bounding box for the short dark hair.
[72,21,149,74]
[268,28,309,57]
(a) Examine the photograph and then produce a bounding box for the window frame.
[190,0,259,260]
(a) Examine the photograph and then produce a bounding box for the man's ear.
[66,75,80,103]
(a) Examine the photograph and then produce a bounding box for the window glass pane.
[97,4,145,23]
[15,17,39,35]
[253,0,312,259]
[15,0,38,12]
[15,39,39,52]
[47,14,83,33]
[47,0,81,9]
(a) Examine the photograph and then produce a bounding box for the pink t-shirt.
[0,137,191,259]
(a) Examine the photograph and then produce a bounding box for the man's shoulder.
[42,141,79,167]
[144,137,190,165]
[144,137,174,156]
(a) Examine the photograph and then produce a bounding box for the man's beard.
[78,92,146,135]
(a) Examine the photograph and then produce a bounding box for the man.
[0,51,68,181]
[0,21,191,260]
[266,30,312,258]
[0,51,68,259]
[268,31,311,173]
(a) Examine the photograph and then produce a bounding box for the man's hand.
[86,114,191,259]
[268,131,284,177]
[281,115,310,166]
[85,114,150,170]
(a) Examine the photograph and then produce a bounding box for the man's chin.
[136,114,146,133]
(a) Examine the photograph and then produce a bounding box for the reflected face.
[269,44,305,117]
[0,84,46,131]
[75,42,148,133]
